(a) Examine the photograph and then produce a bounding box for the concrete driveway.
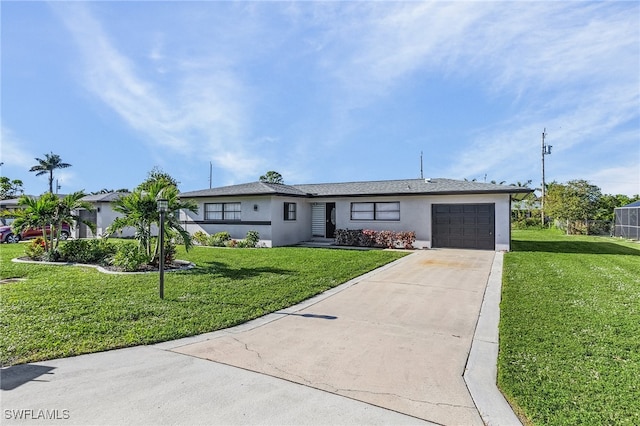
[1,248,495,425]
[169,249,494,425]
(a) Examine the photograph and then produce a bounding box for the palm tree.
[29,152,72,194]
[106,181,197,265]
[12,194,57,252]
[50,191,96,251]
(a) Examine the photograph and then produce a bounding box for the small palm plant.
[51,191,96,251]
[12,194,57,253]
[106,181,197,266]
[12,192,97,257]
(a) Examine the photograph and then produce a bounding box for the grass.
[499,229,640,426]
[0,243,407,366]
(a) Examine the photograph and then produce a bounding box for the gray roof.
[180,178,533,199]
[618,200,640,208]
[179,182,309,198]
[81,192,129,202]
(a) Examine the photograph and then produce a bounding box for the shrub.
[192,231,209,246]
[58,239,117,265]
[208,232,231,247]
[24,237,46,260]
[335,229,361,246]
[335,229,415,249]
[225,239,238,248]
[110,243,150,272]
[244,230,260,248]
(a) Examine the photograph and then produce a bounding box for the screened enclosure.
[614,201,640,240]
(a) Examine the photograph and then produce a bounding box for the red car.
[0,218,71,243]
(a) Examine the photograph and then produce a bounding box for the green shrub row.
[192,230,261,248]
[23,238,177,272]
[25,238,117,265]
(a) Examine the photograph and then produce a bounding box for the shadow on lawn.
[187,260,293,279]
[512,240,640,256]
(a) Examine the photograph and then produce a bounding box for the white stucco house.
[178,178,532,251]
[78,192,136,238]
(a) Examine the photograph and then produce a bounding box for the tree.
[11,192,96,254]
[12,194,57,253]
[106,180,197,265]
[259,171,284,184]
[138,166,179,191]
[29,152,72,193]
[0,177,24,200]
[595,193,640,221]
[545,180,602,234]
[50,191,96,251]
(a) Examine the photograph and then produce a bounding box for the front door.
[325,202,336,238]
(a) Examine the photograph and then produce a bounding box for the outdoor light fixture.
[157,198,169,299]
[157,199,169,213]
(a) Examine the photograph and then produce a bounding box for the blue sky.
[1,1,639,196]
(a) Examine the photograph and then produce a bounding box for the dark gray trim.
[184,220,272,226]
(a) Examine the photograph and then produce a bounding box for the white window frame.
[350,202,400,221]
[204,202,241,221]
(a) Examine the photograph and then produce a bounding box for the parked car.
[0,218,71,243]
[0,218,19,243]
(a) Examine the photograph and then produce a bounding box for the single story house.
[178,178,532,251]
[78,192,135,238]
[0,193,136,239]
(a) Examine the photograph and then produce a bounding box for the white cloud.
[589,165,640,196]
[0,127,33,168]
[50,2,261,181]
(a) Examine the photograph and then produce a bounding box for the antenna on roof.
[420,151,424,179]
[209,161,212,189]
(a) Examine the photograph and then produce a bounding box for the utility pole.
[541,129,552,224]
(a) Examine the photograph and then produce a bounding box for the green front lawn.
[0,243,406,366]
[499,229,640,425]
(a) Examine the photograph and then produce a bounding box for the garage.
[432,204,495,250]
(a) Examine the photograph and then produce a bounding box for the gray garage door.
[432,204,495,250]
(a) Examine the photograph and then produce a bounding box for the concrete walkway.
[1,249,516,425]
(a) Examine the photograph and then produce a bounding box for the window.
[284,202,297,221]
[350,202,400,221]
[204,202,241,221]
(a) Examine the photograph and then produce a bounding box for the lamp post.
[157,198,169,299]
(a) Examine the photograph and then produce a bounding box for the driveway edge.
[463,252,522,426]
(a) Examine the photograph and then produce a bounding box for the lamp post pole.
[157,199,168,299]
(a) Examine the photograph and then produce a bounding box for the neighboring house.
[179,178,532,251]
[0,197,21,213]
[79,192,135,238]
[614,200,640,240]
[1,192,136,239]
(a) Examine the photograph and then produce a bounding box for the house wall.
[180,193,513,250]
[269,197,312,246]
[93,203,136,238]
[314,193,512,250]
[180,196,274,246]
[317,195,430,248]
